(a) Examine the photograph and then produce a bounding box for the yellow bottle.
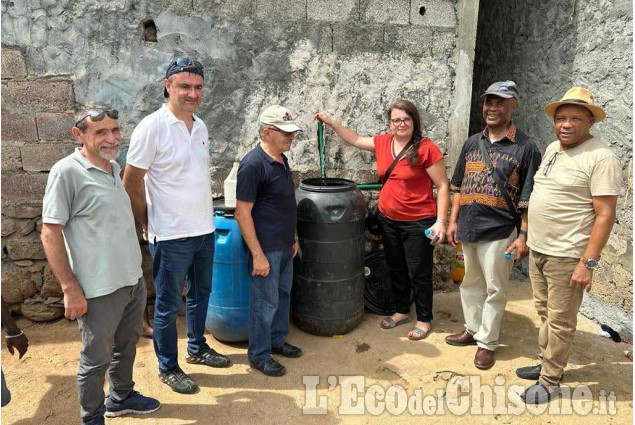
[450,243,465,283]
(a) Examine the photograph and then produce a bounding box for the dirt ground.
[1,280,633,425]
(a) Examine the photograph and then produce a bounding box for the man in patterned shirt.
[445,81,542,370]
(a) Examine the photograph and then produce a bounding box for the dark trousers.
[379,212,435,322]
[77,279,146,423]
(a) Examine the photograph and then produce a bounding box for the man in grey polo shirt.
[40,103,160,425]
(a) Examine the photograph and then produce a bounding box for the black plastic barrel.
[292,178,367,336]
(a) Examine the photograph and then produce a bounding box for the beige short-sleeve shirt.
[528,137,622,258]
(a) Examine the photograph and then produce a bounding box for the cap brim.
[270,123,302,132]
[544,101,606,122]
[481,91,515,99]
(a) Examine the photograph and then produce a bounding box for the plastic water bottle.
[224,162,239,208]
[424,228,438,241]
[504,250,516,260]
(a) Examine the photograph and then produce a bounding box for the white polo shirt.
[127,104,215,242]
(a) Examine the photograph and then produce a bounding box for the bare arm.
[234,200,270,277]
[122,164,149,233]
[1,297,29,359]
[446,192,462,247]
[40,224,87,319]
[425,160,450,245]
[505,209,529,261]
[570,195,618,291]
[314,112,375,152]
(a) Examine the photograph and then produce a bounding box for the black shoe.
[516,364,541,380]
[186,346,231,368]
[158,366,199,394]
[250,358,287,377]
[515,364,563,381]
[521,381,561,405]
[272,342,303,358]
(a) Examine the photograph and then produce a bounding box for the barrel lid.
[299,178,357,193]
[213,197,235,215]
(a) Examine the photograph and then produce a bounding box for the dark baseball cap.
[164,57,204,98]
[481,81,519,100]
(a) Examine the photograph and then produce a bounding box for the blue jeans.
[149,233,214,372]
[248,247,293,365]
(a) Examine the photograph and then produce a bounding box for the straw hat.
[544,87,606,122]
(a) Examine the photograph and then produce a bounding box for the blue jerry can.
[206,207,250,342]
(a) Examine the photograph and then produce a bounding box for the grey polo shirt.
[42,149,142,299]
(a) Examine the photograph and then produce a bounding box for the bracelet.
[436,219,448,226]
[5,331,23,339]
[518,230,528,238]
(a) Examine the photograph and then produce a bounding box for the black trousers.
[378,212,435,322]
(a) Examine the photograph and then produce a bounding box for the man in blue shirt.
[235,105,302,377]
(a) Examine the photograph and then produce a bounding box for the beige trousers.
[460,230,516,351]
[529,249,584,386]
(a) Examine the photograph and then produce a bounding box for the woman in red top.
[315,99,450,340]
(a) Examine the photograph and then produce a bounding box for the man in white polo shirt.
[123,58,230,395]
[41,103,160,425]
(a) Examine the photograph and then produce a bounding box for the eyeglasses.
[543,152,558,176]
[266,126,296,136]
[75,109,119,127]
[390,117,412,126]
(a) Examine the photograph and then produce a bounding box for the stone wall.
[1,1,477,319]
[471,0,633,318]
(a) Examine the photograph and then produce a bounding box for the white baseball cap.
[259,105,301,133]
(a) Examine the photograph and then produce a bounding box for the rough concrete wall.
[471,0,633,320]
[1,0,474,319]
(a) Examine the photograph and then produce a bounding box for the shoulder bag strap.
[478,137,520,218]
[380,139,414,185]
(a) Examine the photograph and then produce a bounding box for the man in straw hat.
[446,81,542,370]
[517,87,622,404]
[235,105,303,377]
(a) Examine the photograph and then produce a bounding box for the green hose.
[356,183,382,190]
[316,121,378,189]
[317,120,326,179]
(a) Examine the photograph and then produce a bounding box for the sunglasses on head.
[169,57,204,73]
[75,109,119,127]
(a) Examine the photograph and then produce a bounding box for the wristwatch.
[580,257,599,270]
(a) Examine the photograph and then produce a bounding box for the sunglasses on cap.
[166,57,204,77]
[75,109,119,127]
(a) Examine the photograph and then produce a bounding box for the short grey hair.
[75,102,115,133]
[259,123,274,138]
